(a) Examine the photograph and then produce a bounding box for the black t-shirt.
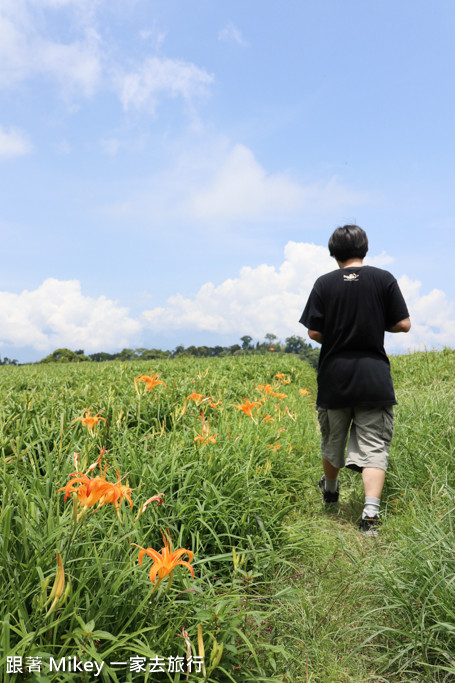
[299,265,409,409]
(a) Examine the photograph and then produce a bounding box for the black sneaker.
[318,475,339,504]
[359,515,380,537]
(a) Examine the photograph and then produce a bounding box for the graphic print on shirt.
[343,272,360,282]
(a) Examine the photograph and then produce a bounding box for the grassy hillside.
[1,350,455,681]
[274,348,455,682]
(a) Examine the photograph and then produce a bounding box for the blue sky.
[1,0,454,362]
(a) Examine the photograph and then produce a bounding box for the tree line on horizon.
[31,334,320,369]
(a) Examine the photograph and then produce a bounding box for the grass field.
[1,349,455,682]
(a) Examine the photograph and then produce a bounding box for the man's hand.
[308,329,323,344]
[387,317,411,333]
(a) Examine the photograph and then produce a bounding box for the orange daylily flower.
[299,389,310,396]
[132,532,194,584]
[271,391,287,399]
[186,392,205,403]
[135,373,167,392]
[231,399,262,418]
[180,392,208,418]
[257,384,287,398]
[266,443,281,451]
[194,433,217,445]
[194,413,218,444]
[59,458,133,517]
[264,414,274,423]
[274,373,285,379]
[99,474,134,512]
[60,472,109,507]
[257,384,274,394]
[72,410,105,434]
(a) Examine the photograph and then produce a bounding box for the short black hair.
[328,224,368,262]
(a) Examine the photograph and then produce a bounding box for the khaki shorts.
[317,406,394,472]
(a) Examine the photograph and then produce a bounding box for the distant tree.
[283,335,319,369]
[170,345,185,358]
[240,335,253,351]
[137,348,167,360]
[39,348,89,363]
[0,356,19,365]
[227,343,240,354]
[117,348,136,362]
[263,333,281,352]
[89,352,117,362]
[285,336,319,368]
[284,336,306,354]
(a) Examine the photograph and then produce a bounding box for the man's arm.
[308,329,323,344]
[387,317,411,333]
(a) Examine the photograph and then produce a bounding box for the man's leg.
[322,458,340,492]
[362,467,386,520]
[348,407,393,532]
[362,467,386,499]
[317,407,352,502]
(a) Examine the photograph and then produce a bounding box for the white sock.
[362,496,380,519]
[324,477,338,493]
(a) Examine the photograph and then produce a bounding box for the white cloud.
[34,0,94,7]
[0,1,214,117]
[188,144,371,222]
[2,248,454,356]
[365,251,395,267]
[0,124,33,159]
[102,140,374,225]
[0,3,102,96]
[218,22,248,46]
[113,57,214,112]
[0,2,211,112]
[142,243,455,352]
[37,28,102,98]
[139,27,166,51]
[387,275,455,351]
[142,242,333,337]
[0,278,141,352]
[0,8,31,87]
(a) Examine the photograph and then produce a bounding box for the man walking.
[300,225,410,536]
